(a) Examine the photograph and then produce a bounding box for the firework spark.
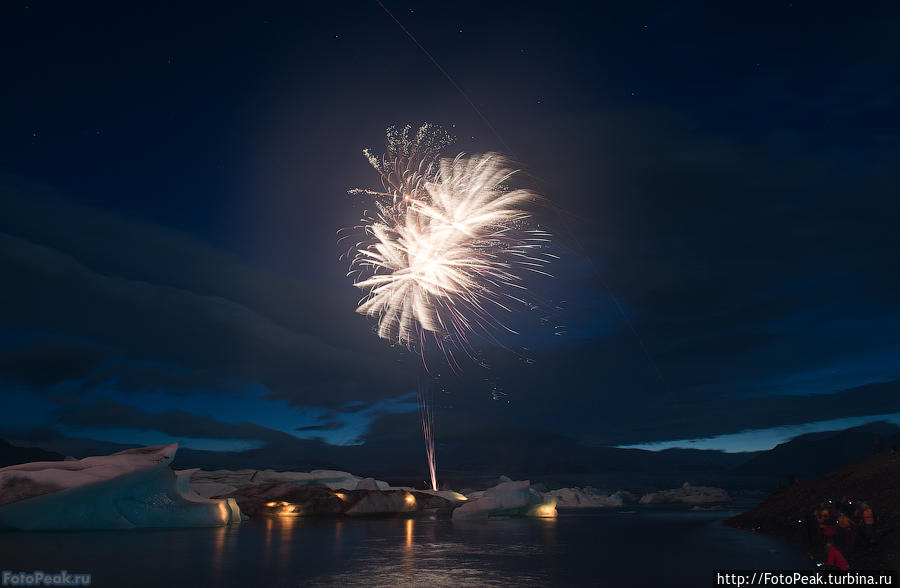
[346,125,554,358]
[342,124,555,493]
[418,379,438,491]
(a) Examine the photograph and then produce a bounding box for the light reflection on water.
[0,508,811,587]
[305,516,555,587]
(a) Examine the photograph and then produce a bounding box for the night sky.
[1,1,899,469]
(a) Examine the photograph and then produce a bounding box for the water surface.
[1,506,812,587]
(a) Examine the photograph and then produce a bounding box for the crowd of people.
[803,498,877,571]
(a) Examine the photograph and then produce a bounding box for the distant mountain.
[6,421,898,494]
[729,422,900,480]
[0,439,64,467]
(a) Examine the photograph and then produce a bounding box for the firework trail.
[343,124,554,490]
[417,378,438,492]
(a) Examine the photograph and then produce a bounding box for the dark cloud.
[57,397,298,444]
[408,349,900,447]
[0,187,414,409]
[0,338,111,390]
[296,421,344,432]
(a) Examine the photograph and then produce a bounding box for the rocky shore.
[725,451,900,570]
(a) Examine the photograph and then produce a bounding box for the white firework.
[347,126,553,355]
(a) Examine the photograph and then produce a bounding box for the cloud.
[296,421,344,432]
[1,91,898,451]
[0,338,112,390]
[57,397,297,443]
[0,182,414,409]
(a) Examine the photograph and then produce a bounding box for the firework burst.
[342,124,555,491]
[345,124,554,359]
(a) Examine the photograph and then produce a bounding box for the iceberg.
[545,487,636,508]
[221,483,347,517]
[421,489,469,506]
[354,477,389,491]
[187,468,374,493]
[344,490,420,515]
[221,483,453,517]
[0,444,241,530]
[638,482,731,505]
[452,480,555,520]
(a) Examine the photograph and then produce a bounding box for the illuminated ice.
[345,490,419,515]
[0,444,241,530]
[452,480,553,520]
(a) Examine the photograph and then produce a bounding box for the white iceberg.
[187,468,377,493]
[638,482,731,505]
[0,444,241,530]
[452,480,555,520]
[545,487,633,508]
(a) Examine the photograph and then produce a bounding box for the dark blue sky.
[1,0,898,466]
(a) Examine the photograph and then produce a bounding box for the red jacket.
[826,546,850,571]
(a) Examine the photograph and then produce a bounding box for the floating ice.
[452,480,554,520]
[544,487,638,508]
[0,444,241,530]
[638,482,731,505]
[345,490,420,515]
[188,469,376,493]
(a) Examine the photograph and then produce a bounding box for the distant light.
[265,502,278,507]
[335,493,347,501]
[405,494,416,505]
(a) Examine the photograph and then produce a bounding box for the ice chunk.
[638,482,731,504]
[188,468,365,491]
[0,444,241,530]
[223,483,346,517]
[545,487,636,508]
[0,444,178,507]
[355,477,379,490]
[420,489,469,506]
[345,490,419,515]
[452,480,554,520]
